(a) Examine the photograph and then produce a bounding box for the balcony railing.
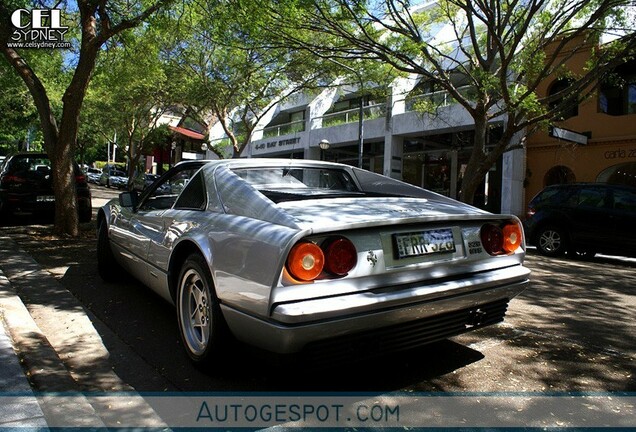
[317,103,387,128]
[260,119,306,139]
[208,134,246,147]
[405,85,475,112]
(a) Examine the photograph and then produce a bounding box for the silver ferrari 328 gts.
[97,159,530,365]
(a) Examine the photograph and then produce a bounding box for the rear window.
[2,155,83,179]
[233,167,358,191]
[231,167,360,202]
[613,189,636,212]
[6,155,51,174]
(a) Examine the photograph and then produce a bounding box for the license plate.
[36,195,55,202]
[393,228,455,259]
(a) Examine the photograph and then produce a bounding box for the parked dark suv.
[0,152,92,223]
[524,183,636,258]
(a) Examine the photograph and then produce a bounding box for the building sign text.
[254,137,301,152]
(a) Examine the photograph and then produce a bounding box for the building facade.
[203,36,635,218]
[205,79,527,216]
[524,47,636,211]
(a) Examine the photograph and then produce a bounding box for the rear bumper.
[0,192,55,214]
[0,189,91,215]
[221,265,530,354]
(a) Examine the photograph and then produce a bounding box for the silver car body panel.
[100,159,530,354]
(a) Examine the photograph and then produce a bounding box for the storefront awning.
[169,126,206,141]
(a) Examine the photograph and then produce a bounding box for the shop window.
[597,162,636,188]
[548,78,578,120]
[290,110,305,123]
[600,60,636,116]
[544,165,576,186]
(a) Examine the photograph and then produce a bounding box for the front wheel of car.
[536,225,568,257]
[97,218,123,281]
[176,254,227,366]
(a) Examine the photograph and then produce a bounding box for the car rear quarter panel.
[169,212,304,318]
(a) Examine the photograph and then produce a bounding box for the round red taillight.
[503,222,523,253]
[323,237,358,276]
[286,242,325,281]
[481,224,504,256]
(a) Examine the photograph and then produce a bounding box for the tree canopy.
[1,0,174,235]
[262,0,636,202]
[1,0,634,233]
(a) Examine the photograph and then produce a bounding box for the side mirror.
[119,191,139,210]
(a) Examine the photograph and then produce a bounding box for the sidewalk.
[0,256,105,429]
[0,231,165,428]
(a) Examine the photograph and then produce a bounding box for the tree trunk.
[49,146,79,236]
[128,138,143,191]
[50,46,99,235]
[459,109,490,206]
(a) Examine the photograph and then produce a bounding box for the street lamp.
[170,141,177,168]
[125,145,130,174]
[319,139,330,161]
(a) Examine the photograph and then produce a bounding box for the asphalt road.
[2,184,635,394]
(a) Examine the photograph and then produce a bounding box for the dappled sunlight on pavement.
[1,219,634,395]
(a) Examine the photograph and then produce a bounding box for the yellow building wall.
[524,37,636,210]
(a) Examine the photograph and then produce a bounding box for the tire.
[97,218,123,281]
[535,225,568,257]
[569,249,596,260]
[176,254,227,366]
[79,208,92,223]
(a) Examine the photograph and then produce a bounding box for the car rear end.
[74,166,92,222]
[0,153,92,221]
[0,154,57,217]
[222,197,530,359]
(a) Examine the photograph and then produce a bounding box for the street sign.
[549,126,589,145]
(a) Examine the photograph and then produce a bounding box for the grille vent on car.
[300,299,509,365]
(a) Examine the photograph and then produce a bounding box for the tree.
[0,0,173,236]
[0,42,65,154]
[264,0,636,203]
[168,0,357,158]
[82,24,179,187]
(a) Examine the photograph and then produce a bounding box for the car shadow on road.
[80,267,488,393]
[56,250,488,393]
[241,340,486,392]
[0,214,55,227]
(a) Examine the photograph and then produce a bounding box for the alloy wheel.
[178,269,212,356]
[538,228,564,255]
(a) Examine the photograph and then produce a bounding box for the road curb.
[0,235,167,428]
[0,266,106,427]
